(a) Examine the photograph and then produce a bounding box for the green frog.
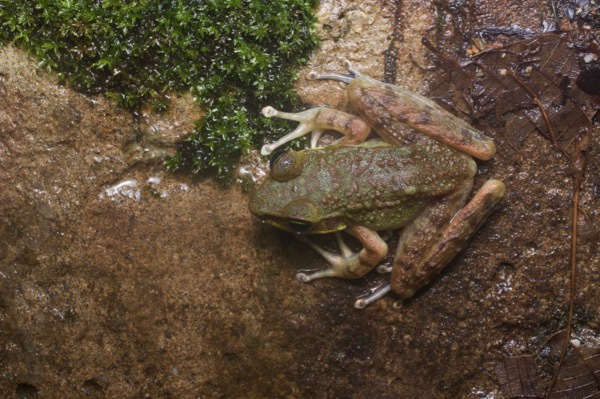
[249,61,505,308]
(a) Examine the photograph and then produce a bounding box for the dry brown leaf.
[426,30,598,162]
[496,346,600,399]
[548,346,600,399]
[496,355,544,398]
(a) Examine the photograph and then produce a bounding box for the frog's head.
[249,149,346,234]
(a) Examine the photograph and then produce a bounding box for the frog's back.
[303,142,476,230]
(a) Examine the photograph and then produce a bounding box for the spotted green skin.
[249,139,476,234]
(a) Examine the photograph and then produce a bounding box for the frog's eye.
[286,220,313,233]
[269,150,305,182]
[268,148,288,168]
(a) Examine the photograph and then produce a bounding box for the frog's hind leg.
[355,179,504,309]
[391,179,505,299]
[296,226,388,283]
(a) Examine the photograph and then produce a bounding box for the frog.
[249,60,505,309]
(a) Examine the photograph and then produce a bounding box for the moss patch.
[0,0,318,181]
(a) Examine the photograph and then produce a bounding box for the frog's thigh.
[390,179,505,298]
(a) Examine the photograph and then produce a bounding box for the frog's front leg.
[296,225,387,282]
[260,106,371,155]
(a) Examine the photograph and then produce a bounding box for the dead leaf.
[426,30,598,162]
[548,346,600,399]
[496,355,544,398]
[497,346,600,399]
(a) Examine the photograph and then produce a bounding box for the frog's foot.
[295,232,363,282]
[260,106,370,156]
[354,284,392,309]
[310,130,325,149]
[260,107,323,155]
[295,227,387,284]
[306,59,376,84]
[376,264,393,274]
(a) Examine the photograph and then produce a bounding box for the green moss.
[0,0,319,182]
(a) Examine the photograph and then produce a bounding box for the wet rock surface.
[1,1,599,398]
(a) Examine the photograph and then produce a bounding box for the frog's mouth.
[260,216,347,235]
[250,197,347,234]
